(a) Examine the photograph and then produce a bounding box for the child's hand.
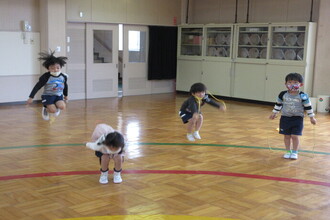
[269,113,277,120]
[26,98,33,105]
[64,96,68,102]
[310,117,317,125]
[219,104,226,112]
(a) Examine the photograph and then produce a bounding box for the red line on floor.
[1,170,329,187]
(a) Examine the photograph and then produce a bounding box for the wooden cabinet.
[176,22,317,103]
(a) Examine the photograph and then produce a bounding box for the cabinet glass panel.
[271,26,305,61]
[237,26,268,59]
[180,27,203,56]
[206,27,231,57]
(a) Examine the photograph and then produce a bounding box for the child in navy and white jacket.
[269,73,316,160]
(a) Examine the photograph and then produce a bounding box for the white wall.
[0,0,41,103]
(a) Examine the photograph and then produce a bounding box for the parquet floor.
[1,93,330,220]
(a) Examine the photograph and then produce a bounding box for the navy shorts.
[41,95,63,107]
[95,151,122,159]
[179,111,193,124]
[279,116,304,136]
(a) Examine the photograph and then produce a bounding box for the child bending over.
[86,124,126,184]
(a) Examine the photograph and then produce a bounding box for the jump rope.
[27,93,316,157]
[26,105,57,125]
[194,91,316,158]
[26,99,69,125]
[193,90,227,112]
[267,118,316,158]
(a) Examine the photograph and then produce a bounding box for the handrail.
[93,33,123,63]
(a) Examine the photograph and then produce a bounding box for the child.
[27,50,68,120]
[179,82,226,141]
[269,72,316,160]
[86,124,126,184]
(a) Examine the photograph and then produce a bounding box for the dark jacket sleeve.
[62,74,68,97]
[29,73,50,98]
[203,95,220,108]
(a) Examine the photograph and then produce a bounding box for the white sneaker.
[283,152,291,159]
[113,171,122,184]
[54,108,61,117]
[193,131,201,139]
[290,153,298,160]
[99,171,108,184]
[187,134,195,142]
[41,107,49,120]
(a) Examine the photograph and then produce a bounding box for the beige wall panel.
[189,0,318,24]
[191,0,221,24]
[286,0,313,22]
[92,0,127,23]
[249,0,288,23]
[47,0,66,57]
[0,0,39,31]
[126,0,159,24]
[313,0,330,96]
[191,0,237,24]
[157,0,181,26]
[218,0,237,23]
[66,0,92,22]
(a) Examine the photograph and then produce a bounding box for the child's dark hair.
[103,131,125,153]
[38,50,68,69]
[190,82,207,94]
[285,72,304,83]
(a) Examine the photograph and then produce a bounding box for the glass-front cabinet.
[270,25,306,61]
[177,22,316,103]
[205,26,232,58]
[237,26,269,59]
[179,26,203,57]
[178,23,314,62]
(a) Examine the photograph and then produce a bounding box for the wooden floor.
[1,93,330,220]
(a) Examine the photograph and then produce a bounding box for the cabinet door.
[236,26,269,60]
[179,27,203,57]
[176,59,202,92]
[233,63,266,100]
[264,64,305,102]
[202,61,232,97]
[205,26,232,58]
[270,25,306,61]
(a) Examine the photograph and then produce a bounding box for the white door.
[122,25,150,96]
[86,24,118,98]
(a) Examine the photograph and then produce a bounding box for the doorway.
[67,23,150,99]
[86,23,119,98]
[122,25,150,96]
